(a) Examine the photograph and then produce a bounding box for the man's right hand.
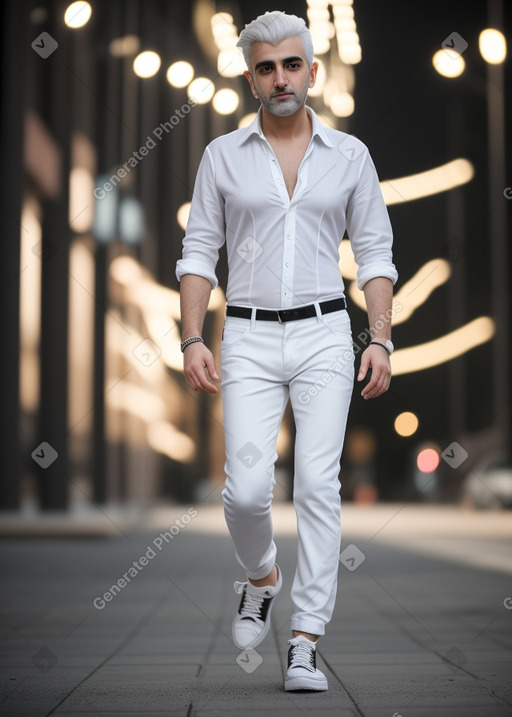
[183,342,220,394]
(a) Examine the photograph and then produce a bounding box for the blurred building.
[0,0,510,512]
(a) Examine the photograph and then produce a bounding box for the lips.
[273,92,293,99]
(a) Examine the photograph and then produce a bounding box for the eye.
[287,63,300,69]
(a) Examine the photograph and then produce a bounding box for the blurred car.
[461,454,512,509]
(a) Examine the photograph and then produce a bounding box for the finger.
[185,372,202,393]
[184,366,210,393]
[191,364,218,393]
[357,355,370,382]
[205,354,220,381]
[361,364,385,394]
[362,370,390,399]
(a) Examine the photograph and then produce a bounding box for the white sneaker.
[285,635,328,691]
[232,564,282,649]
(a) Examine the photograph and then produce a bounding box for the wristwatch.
[369,340,394,355]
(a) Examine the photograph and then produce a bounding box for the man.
[176,11,398,692]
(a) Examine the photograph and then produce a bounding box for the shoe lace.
[234,580,246,594]
[233,580,266,620]
[289,641,315,672]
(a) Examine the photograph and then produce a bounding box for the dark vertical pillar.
[505,1,512,458]
[0,1,25,509]
[92,244,107,504]
[446,101,466,441]
[37,5,72,510]
[92,0,123,503]
[486,0,509,451]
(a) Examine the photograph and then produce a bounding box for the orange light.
[417,448,440,473]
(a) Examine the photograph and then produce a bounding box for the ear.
[243,70,259,99]
[308,60,319,89]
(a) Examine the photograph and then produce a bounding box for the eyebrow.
[254,56,304,71]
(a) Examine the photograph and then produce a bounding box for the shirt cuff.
[357,263,398,291]
[176,258,218,290]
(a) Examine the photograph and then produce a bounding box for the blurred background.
[1,0,511,519]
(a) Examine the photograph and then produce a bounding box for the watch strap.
[369,340,392,356]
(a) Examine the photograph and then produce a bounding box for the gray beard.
[259,86,308,117]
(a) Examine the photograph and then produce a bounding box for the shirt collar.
[238,105,334,148]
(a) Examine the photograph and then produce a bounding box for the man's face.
[244,36,317,117]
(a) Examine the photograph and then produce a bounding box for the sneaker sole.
[285,675,328,691]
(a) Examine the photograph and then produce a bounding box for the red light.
[417,448,440,473]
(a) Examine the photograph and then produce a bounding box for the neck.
[260,104,311,140]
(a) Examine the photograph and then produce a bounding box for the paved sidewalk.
[1,503,511,716]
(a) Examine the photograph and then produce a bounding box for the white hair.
[236,11,314,71]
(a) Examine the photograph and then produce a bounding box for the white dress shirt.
[176,106,398,309]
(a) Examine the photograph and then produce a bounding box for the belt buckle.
[276,310,284,323]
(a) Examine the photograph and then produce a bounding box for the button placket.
[281,206,296,306]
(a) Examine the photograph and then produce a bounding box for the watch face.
[386,340,394,355]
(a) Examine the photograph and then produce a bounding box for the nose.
[274,66,287,87]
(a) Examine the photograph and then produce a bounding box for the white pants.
[220,304,355,636]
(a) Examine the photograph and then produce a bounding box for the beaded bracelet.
[180,336,204,353]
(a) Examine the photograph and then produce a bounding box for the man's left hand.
[357,344,391,399]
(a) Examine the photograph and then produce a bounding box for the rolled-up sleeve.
[346,150,398,290]
[175,145,225,289]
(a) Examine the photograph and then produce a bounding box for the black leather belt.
[226,297,347,323]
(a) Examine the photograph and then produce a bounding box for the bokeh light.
[64,1,91,28]
[212,88,239,115]
[167,61,194,88]
[176,202,191,231]
[394,412,419,437]
[479,28,507,64]
[432,49,465,78]
[238,113,257,129]
[133,51,161,78]
[187,77,215,104]
[417,448,440,473]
